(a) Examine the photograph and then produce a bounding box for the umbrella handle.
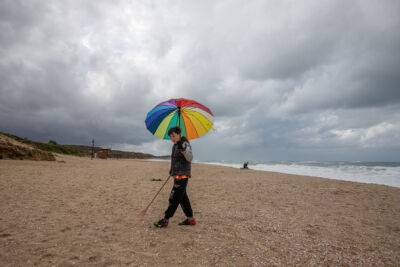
[141,175,172,215]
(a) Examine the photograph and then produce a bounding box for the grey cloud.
[0,0,399,161]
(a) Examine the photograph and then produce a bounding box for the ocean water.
[197,160,400,188]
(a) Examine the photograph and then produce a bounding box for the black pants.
[164,178,193,219]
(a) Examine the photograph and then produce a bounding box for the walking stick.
[140,175,172,216]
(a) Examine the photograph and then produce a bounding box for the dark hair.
[168,126,181,136]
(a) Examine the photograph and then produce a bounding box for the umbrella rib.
[183,110,209,136]
[148,108,176,133]
[182,106,213,127]
[182,106,214,123]
[182,112,199,139]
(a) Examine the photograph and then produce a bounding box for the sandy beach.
[0,155,399,266]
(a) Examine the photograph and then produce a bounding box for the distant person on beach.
[154,126,196,228]
[242,161,249,169]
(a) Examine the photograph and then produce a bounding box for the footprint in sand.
[40,253,56,262]
[0,233,11,238]
[60,226,72,232]
[88,252,103,262]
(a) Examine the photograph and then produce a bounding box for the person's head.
[168,126,181,143]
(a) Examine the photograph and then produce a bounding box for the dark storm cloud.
[0,0,399,161]
[0,0,159,146]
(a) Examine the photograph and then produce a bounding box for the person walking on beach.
[154,126,196,228]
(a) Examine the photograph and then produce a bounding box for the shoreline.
[145,158,400,188]
[193,160,400,188]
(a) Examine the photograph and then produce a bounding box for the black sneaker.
[178,218,196,226]
[154,218,169,228]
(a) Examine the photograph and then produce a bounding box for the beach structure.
[96,148,110,159]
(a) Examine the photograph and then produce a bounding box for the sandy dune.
[0,155,399,266]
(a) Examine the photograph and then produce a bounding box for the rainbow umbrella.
[145,98,214,140]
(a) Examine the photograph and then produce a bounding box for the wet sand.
[1,155,399,266]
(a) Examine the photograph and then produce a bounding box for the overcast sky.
[1,0,399,162]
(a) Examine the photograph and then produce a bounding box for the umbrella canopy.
[145,98,214,140]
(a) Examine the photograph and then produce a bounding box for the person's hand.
[176,140,184,150]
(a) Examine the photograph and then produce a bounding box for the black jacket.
[170,137,193,177]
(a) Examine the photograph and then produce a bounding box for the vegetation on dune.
[0,132,84,156]
[0,133,55,161]
[0,131,169,160]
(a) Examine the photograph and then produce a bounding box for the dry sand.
[1,155,399,266]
